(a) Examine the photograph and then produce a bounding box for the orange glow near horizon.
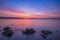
[21,14,32,18]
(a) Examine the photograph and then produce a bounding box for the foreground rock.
[41,30,53,39]
[2,27,14,37]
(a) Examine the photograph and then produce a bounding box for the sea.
[0,19,60,40]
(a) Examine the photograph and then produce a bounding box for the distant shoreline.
[0,17,60,19]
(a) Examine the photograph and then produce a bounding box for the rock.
[41,30,53,39]
[2,27,14,37]
[41,30,53,36]
[21,28,36,35]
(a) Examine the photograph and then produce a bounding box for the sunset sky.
[0,0,60,18]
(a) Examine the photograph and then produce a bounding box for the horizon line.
[0,17,60,19]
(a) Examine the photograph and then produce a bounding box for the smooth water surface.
[0,19,60,40]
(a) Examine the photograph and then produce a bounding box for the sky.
[0,0,60,18]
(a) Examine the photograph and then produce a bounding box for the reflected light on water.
[20,19,33,26]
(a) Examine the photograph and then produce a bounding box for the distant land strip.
[0,17,60,19]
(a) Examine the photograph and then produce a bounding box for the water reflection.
[20,20,35,27]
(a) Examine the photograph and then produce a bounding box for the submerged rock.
[41,34,46,39]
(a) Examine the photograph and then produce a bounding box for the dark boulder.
[41,30,53,39]
[2,27,14,37]
[21,28,36,35]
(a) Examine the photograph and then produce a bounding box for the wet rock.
[41,30,53,36]
[21,28,36,35]
[21,28,36,40]
[2,27,14,37]
[41,30,53,39]
[3,27,11,31]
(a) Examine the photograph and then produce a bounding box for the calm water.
[0,19,60,40]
